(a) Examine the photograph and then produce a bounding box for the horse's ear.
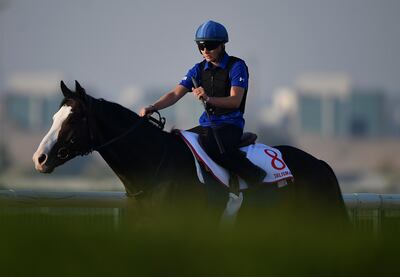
[75,80,86,98]
[60,80,73,98]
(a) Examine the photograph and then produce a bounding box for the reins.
[93,117,147,151]
[92,112,166,152]
[84,96,166,154]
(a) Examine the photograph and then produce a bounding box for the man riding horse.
[31,23,347,221]
[139,20,266,186]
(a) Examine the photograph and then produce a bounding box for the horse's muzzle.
[32,152,54,173]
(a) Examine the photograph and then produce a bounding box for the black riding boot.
[240,165,267,186]
[199,124,267,186]
[213,150,266,186]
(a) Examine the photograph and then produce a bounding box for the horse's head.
[33,81,93,173]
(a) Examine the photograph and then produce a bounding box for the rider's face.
[199,44,223,63]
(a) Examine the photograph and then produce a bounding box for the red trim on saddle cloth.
[178,130,294,190]
[179,131,227,187]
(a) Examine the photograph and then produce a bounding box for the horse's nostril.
[38,154,47,165]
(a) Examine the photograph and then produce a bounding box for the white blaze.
[33,105,72,157]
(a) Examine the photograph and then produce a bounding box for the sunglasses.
[197,41,221,51]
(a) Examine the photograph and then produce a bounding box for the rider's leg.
[199,124,266,186]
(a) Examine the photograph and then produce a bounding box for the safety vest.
[199,56,248,115]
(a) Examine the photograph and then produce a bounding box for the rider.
[139,20,266,186]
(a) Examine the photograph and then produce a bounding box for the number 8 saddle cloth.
[179,130,294,191]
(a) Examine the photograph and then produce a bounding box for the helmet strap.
[216,44,226,61]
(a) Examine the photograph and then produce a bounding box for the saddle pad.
[179,130,294,190]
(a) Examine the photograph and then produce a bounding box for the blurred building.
[295,73,351,137]
[269,72,389,138]
[348,89,387,137]
[259,73,400,193]
[0,94,8,172]
[383,93,400,136]
[259,87,298,128]
[4,72,63,131]
[256,87,297,145]
[1,72,63,169]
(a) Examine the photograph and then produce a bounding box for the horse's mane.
[60,93,176,141]
[96,98,140,124]
[91,95,176,137]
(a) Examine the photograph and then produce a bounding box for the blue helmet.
[195,20,229,43]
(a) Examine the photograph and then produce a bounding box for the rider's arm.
[140,85,189,116]
[140,62,201,117]
[153,85,189,110]
[200,86,244,109]
[192,85,244,109]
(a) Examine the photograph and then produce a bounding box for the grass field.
[1,204,400,277]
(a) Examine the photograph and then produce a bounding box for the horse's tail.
[318,159,349,222]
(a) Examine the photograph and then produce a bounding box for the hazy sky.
[1,0,400,100]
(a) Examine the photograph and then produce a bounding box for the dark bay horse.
[33,81,347,219]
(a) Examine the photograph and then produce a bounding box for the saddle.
[179,130,293,190]
[186,126,257,148]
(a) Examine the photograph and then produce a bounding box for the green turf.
[1,206,399,277]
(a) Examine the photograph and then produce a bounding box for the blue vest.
[199,56,248,115]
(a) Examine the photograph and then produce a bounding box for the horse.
[32,81,348,221]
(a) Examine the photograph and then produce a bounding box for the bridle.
[57,96,166,160]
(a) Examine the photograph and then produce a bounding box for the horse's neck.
[90,98,139,144]
[91,99,192,195]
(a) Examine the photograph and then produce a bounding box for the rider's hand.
[139,105,156,117]
[192,86,210,102]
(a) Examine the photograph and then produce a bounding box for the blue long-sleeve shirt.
[179,53,248,129]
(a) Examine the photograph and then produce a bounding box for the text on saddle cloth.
[179,130,294,190]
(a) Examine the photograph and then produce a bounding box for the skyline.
[1,1,400,195]
[0,0,399,104]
